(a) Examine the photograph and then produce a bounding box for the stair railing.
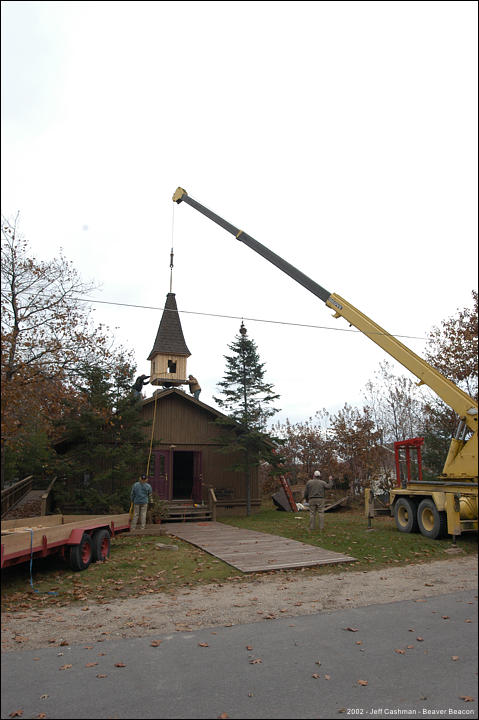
[208,487,217,522]
[40,477,58,516]
[1,476,34,518]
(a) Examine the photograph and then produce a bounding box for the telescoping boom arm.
[172,187,477,480]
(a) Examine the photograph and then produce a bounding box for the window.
[167,359,177,374]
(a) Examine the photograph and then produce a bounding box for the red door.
[151,450,171,499]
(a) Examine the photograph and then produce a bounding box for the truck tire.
[394,497,419,533]
[417,499,447,539]
[92,528,111,562]
[69,533,93,571]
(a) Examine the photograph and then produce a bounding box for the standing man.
[187,375,201,400]
[303,470,333,531]
[130,474,153,530]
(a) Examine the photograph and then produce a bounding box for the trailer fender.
[68,528,89,545]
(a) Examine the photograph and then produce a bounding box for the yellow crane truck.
[172,186,478,542]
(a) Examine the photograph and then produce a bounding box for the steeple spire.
[148,293,191,387]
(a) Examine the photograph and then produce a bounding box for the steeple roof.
[147,293,191,360]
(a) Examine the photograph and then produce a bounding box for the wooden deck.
[165,521,356,572]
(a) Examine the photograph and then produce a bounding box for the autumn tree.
[419,291,478,476]
[363,361,425,444]
[272,411,338,483]
[214,323,281,515]
[328,404,382,494]
[1,215,130,486]
[425,290,478,399]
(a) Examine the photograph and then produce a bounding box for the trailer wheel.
[394,497,419,533]
[417,499,447,539]
[69,533,93,571]
[92,528,111,562]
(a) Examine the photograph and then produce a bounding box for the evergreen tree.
[53,358,149,512]
[214,323,281,515]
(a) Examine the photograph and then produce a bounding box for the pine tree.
[53,358,148,512]
[214,323,281,515]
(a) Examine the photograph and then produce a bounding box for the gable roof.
[147,293,191,360]
[141,387,226,419]
[141,389,275,448]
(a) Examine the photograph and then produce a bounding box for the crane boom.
[173,187,477,480]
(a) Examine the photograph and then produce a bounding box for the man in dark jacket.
[303,470,333,531]
[130,474,153,530]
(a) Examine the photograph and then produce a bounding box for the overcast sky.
[2,1,477,425]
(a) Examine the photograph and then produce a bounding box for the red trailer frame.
[1,514,130,571]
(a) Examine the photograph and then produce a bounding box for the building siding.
[141,390,260,513]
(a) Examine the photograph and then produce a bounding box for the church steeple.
[148,292,191,387]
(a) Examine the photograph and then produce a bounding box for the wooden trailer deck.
[166,521,356,572]
[1,514,130,569]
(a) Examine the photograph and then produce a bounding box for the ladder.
[279,476,298,512]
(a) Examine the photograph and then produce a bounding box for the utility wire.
[72,296,427,341]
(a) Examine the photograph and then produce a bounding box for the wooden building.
[141,388,261,515]
[141,294,261,514]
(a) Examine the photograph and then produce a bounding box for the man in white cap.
[303,470,334,531]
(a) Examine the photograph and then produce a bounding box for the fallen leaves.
[114,662,126,667]
[344,627,359,632]
[394,649,406,655]
[150,640,162,647]
[311,673,320,679]
[198,642,209,647]
[96,673,108,678]
[357,679,368,686]
[451,656,460,661]
[246,645,253,651]
[9,711,23,718]
[85,662,98,667]
[249,658,262,664]
[460,696,474,702]
[59,664,72,670]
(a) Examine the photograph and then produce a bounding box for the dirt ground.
[2,554,477,652]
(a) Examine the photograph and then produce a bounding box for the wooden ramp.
[165,521,356,572]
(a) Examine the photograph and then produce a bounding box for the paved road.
[1,591,477,720]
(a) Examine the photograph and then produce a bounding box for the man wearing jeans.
[130,474,153,530]
[303,471,333,531]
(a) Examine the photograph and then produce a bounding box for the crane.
[172,186,477,540]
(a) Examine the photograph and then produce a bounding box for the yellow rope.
[146,390,159,477]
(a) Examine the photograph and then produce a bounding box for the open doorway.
[172,451,194,499]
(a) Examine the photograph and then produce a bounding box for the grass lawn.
[1,508,477,610]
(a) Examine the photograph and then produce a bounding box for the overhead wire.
[72,295,427,341]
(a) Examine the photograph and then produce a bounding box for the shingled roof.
[147,293,191,360]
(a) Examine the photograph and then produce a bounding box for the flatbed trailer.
[1,514,130,571]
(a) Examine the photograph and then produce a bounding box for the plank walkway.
[165,521,356,572]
